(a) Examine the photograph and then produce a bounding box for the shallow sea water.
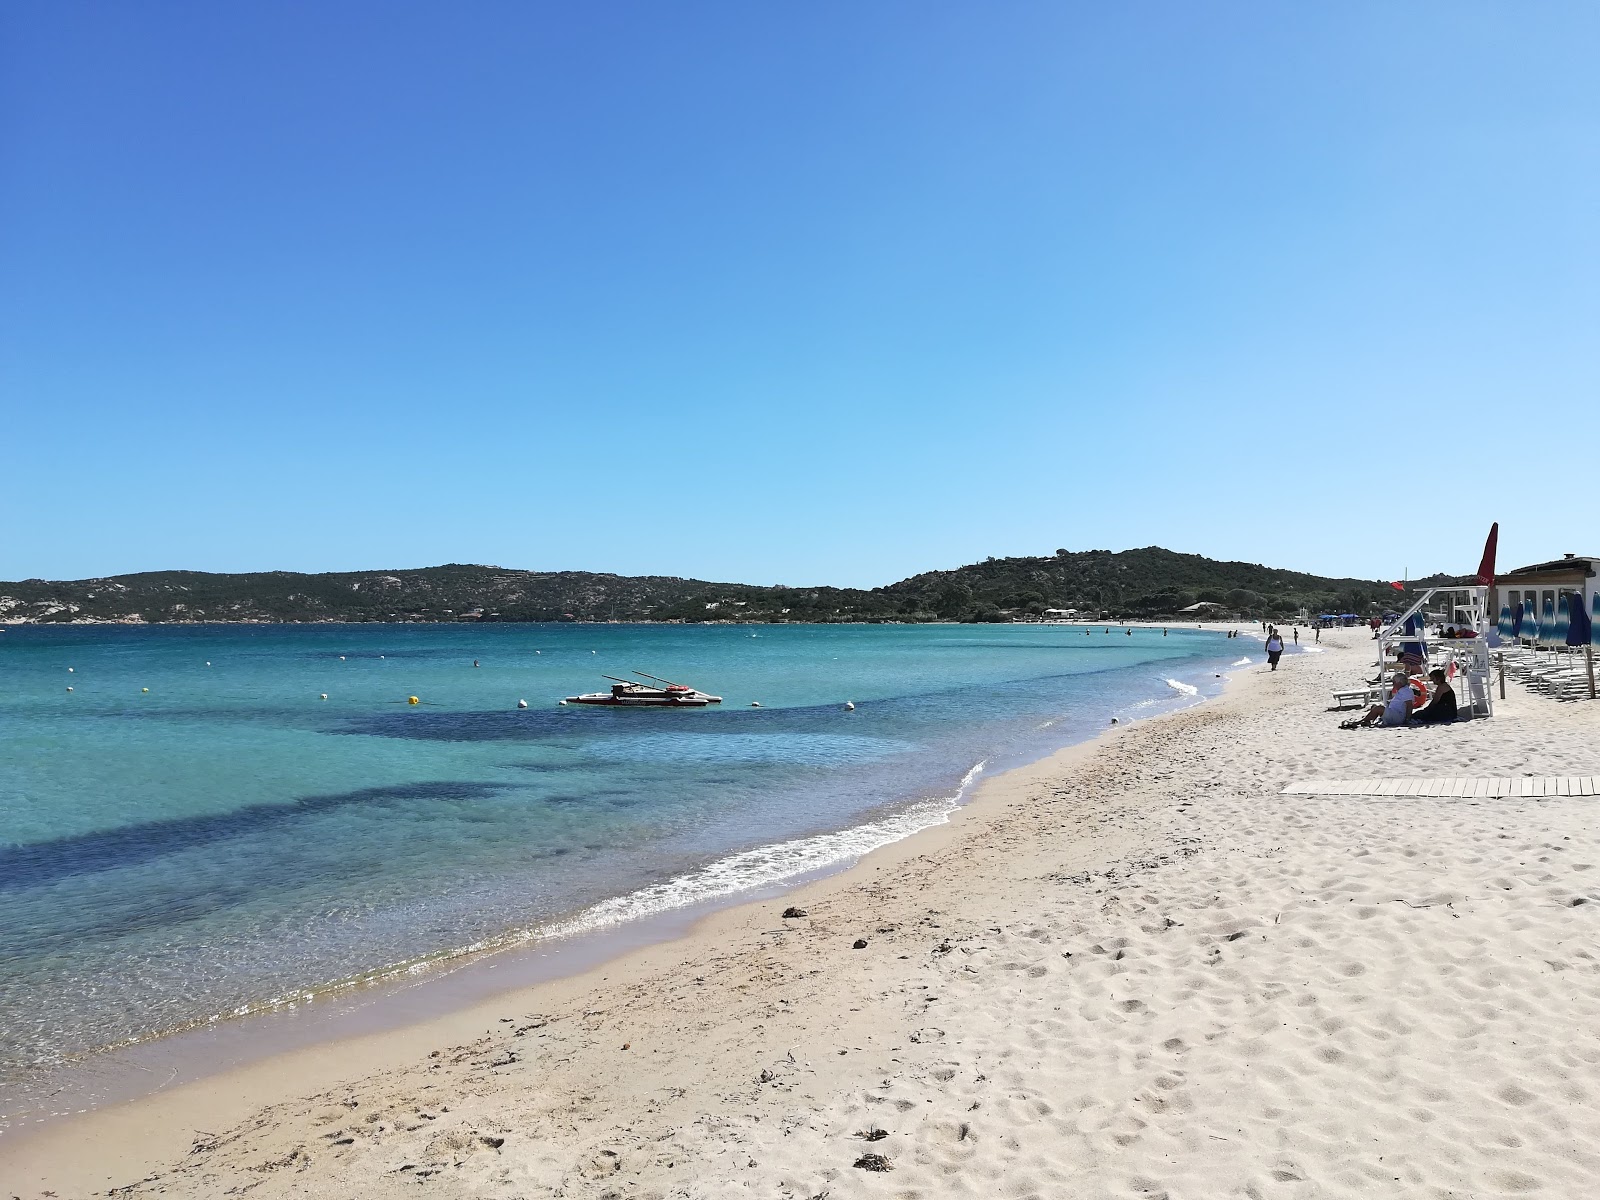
[0,622,1241,1086]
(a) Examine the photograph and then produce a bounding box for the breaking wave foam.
[547,759,988,937]
[165,761,996,1038]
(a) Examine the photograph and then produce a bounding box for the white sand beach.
[6,626,1600,1199]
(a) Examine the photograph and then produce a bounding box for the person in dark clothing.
[1412,669,1458,724]
[1265,629,1285,669]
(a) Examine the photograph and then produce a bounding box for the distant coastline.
[1,548,1450,627]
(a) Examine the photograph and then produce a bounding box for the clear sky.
[5,3,1597,587]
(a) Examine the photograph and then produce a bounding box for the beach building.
[1492,553,1598,625]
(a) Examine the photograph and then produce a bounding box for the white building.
[1492,553,1598,625]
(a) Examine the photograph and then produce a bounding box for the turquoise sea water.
[0,622,1242,1091]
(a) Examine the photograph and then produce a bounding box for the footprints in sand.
[743,778,1600,1198]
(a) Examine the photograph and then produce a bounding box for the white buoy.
[750,701,762,707]
[518,699,529,709]
[844,701,855,710]
[380,655,385,659]
[339,656,345,661]
[67,667,74,673]
[556,699,566,706]
[320,693,328,700]
[141,688,149,693]
[205,661,211,666]
[66,686,73,692]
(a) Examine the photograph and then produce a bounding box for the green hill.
[876,546,1447,622]
[0,549,1441,625]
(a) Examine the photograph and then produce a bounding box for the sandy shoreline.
[0,623,1243,1130]
[7,626,1599,1198]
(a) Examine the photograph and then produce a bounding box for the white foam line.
[1163,677,1199,696]
[210,756,996,1027]
[1232,657,1253,667]
[545,760,989,938]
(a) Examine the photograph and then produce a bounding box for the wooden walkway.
[1283,777,1600,798]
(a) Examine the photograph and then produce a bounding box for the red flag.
[1389,581,1406,592]
[1475,521,1499,587]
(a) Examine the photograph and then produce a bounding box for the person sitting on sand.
[1410,668,1458,724]
[1342,671,1416,729]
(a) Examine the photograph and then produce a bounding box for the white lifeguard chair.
[1376,585,1494,718]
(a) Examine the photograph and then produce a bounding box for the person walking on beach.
[1293,627,1299,644]
[1265,629,1285,670]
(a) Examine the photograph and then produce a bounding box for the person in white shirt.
[1265,630,1285,670]
[1343,672,1416,729]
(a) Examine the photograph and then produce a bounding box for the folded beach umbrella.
[1567,592,1593,647]
[1542,595,1557,646]
[1594,592,1600,645]
[1556,593,1572,647]
[1399,612,1426,663]
[1511,601,1525,639]
[1498,604,1513,638]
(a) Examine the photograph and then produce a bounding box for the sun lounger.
[1332,688,1378,709]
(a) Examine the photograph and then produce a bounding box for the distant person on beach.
[1343,672,1416,728]
[1265,630,1285,670]
[1292,627,1299,644]
[1411,669,1458,724]
[1315,626,1320,643]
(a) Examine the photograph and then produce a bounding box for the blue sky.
[5,3,1596,587]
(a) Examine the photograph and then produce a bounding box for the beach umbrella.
[1568,592,1593,647]
[1511,601,1525,639]
[1594,592,1600,646]
[1556,593,1572,647]
[1542,595,1557,647]
[1498,604,1513,638]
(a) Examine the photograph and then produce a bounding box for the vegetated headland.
[0,547,1455,626]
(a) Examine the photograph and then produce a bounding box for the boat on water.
[564,672,723,707]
